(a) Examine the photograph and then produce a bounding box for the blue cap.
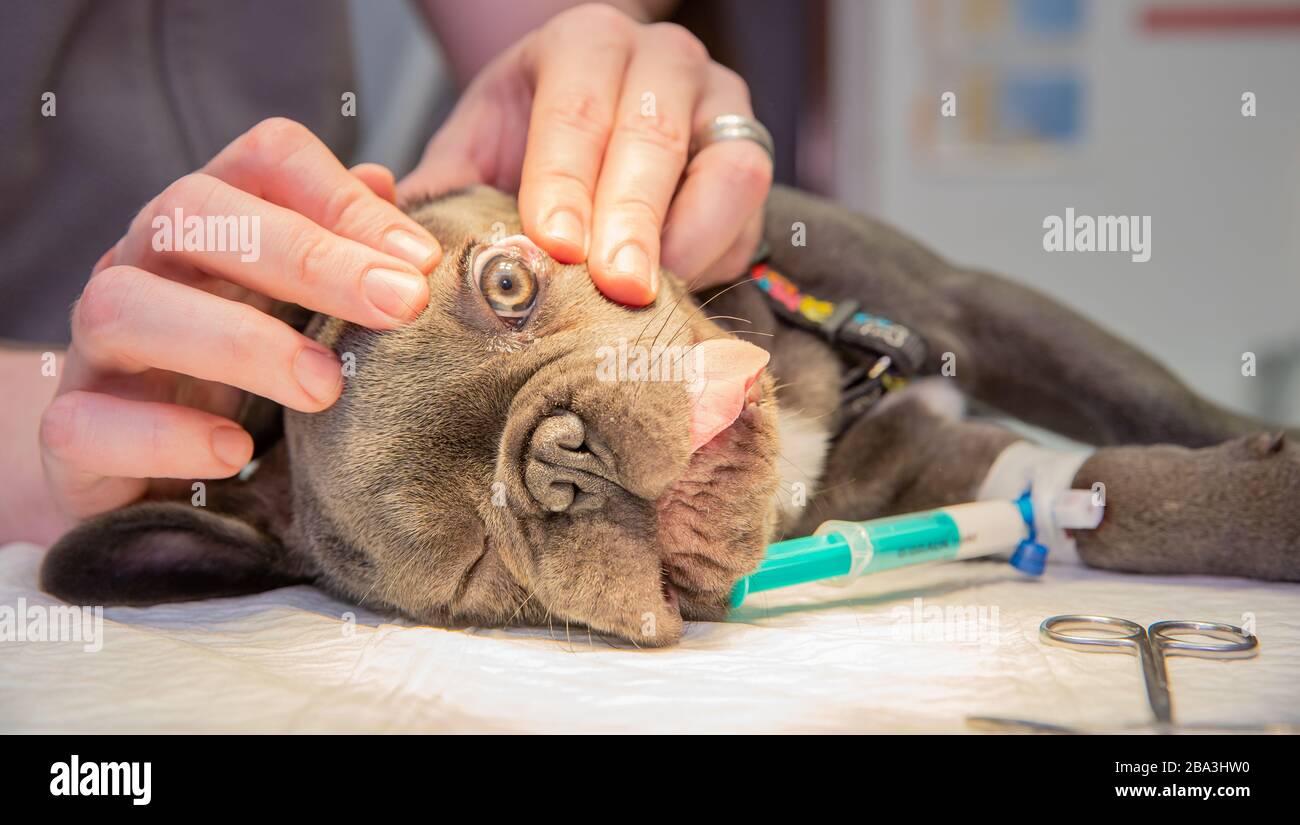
[1010,539,1048,576]
[1009,488,1048,576]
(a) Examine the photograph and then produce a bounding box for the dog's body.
[42,186,1300,646]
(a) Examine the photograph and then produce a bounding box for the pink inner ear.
[686,339,769,453]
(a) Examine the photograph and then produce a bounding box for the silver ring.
[690,114,775,163]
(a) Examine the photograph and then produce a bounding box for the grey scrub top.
[0,0,359,344]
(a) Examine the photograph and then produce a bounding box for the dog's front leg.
[801,387,1300,582]
[1071,432,1300,581]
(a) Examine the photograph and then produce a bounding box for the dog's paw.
[1073,432,1300,581]
[871,377,965,422]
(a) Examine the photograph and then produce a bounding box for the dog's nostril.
[544,409,589,453]
[523,411,614,513]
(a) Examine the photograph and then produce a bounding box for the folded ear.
[40,446,311,606]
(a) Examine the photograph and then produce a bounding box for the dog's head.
[43,186,782,646]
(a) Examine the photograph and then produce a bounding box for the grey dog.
[41,186,1300,646]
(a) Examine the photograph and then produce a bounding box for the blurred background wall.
[832,0,1300,426]
[348,0,1300,425]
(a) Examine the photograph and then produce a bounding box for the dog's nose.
[524,411,616,513]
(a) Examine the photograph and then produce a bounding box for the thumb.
[396,152,486,205]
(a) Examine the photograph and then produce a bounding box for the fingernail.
[211,426,252,469]
[383,228,439,270]
[610,242,656,292]
[544,209,586,255]
[293,347,342,406]
[363,267,425,323]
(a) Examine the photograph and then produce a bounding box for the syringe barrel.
[730,500,1029,608]
[730,532,851,607]
[819,500,1027,583]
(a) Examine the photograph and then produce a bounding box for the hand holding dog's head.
[42,186,781,646]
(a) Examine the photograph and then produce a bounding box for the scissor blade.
[966,717,1300,735]
[965,716,1082,735]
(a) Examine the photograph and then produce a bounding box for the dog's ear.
[40,445,311,606]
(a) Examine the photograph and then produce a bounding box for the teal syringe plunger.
[729,489,1103,609]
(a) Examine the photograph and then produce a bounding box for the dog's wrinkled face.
[286,187,780,645]
[41,186,781,646]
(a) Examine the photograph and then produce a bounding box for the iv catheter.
[729,489,1103,609]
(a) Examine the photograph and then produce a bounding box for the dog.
[40,186,1300,646]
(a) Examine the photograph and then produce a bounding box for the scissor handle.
[1041,614,1174,724]
[1040,614,1146,652]
[1149,620,1260,660]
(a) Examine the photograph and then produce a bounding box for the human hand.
[40,118,442,523]
[399,3,773,306]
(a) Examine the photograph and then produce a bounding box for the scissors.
[1037,614,1259,726]
[967,614,1261,733]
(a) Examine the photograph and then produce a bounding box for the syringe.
[729,490,1103,609]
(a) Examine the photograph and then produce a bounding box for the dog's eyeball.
[475,253,538,325]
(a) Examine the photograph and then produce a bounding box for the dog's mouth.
[660,569,681,613]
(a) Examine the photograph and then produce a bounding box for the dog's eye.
[476,254,537,325]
